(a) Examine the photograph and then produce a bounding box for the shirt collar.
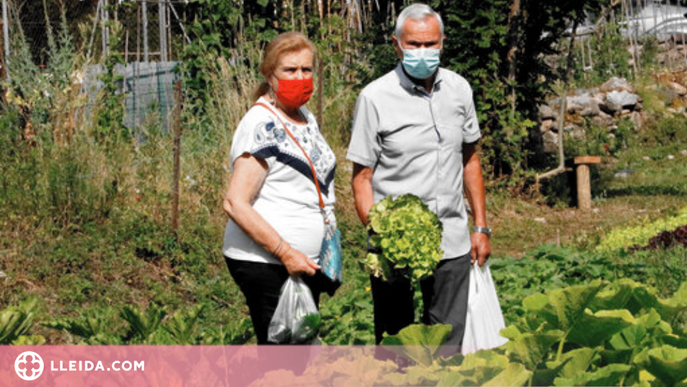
[395,63,443,94]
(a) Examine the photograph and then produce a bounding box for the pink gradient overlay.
[0,345,448,386]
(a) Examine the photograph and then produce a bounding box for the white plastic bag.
[267,276,321,344]
[461,261,509,355]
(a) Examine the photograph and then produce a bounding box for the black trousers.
[370,253,471,347]
[225,257,330,345]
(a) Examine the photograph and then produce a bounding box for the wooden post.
[316,58,324,133]
[159,0,167,62]
[124,29,129,63]
[142,0,149,62]
[3,0,10,82]
[171,80,183,234]
[574,156,601,211]
[102,0,109,58]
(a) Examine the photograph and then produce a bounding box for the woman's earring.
[268,88,276,105]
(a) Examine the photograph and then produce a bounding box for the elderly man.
[346,3,491,348]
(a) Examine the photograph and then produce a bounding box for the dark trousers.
[370,253,471,347]
[225,257,327,345]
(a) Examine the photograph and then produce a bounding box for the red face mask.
[275,78,314,108]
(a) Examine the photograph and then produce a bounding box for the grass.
[488,108,687,257]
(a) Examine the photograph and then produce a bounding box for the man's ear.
[392,35,403,59]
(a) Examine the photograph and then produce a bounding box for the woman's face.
[269,48,314,92]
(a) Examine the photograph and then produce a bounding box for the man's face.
[393,16,443,58]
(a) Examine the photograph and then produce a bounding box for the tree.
[431,0,606,179]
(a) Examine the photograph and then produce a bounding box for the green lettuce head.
[366,194,443,282]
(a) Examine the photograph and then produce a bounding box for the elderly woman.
[222,31,337,345]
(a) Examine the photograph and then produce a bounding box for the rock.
[680,149,687,156]
[592,92,607,111]
[547,97,562,110]
[534,217,547,223]
[539,104,556,120]
[630,111,645,130]
[592,111,614,127]
[660,86,681,104]
[567,95,601,116]
[580,106,598,117]
[642,156,651,161]
[668,81,687,96]
[614,169,634,178]
[606,91,639,112]
[540,119,556,133]
[566,99,582,114]
[673,106,686,114]
[543,131,558,153]
[571,128,586,139]
[672,97,686,110]
[668,154,675,160]
[0,271,6,279]
[600,77,635,93]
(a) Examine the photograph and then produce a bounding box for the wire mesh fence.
[1,0,190,132]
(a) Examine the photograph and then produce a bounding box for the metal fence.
[1,0,189,131]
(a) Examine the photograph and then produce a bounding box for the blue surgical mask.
[401,46,441,80]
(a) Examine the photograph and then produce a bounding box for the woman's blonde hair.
[253,31,317,102]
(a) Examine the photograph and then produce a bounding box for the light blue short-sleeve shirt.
[347,64,481,259]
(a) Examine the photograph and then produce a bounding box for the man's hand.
[470,232,491,267]
[463,142,490,266]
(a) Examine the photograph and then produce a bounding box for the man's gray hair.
[395,3,444,39]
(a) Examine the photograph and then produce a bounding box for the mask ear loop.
[266,76,309,122]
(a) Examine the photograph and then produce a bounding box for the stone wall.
[538,72,687,153]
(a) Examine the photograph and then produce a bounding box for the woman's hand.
[224,154,320,276]
[277,242,320,276]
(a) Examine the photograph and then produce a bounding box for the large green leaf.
[637,345,687,386]
[437,372,476,386]
[567,309,635,347]
[458,350,510,383]
[380,324,452,367]
[599,348,634,365]
[503,324,564,370]
[609,308,671,351]
[589,279,636,312]
[484,363,532,387]
[533,358,570,387]
[436,351,512,386]
[305,355,398,386]
[549,280,604,332]
[523,292,559,328]
[553,363,631,386]
[632,282,687,321]
[0,299,38,344]
[661,334,687,349]
[552,348,597,379]
[405,363,452,386]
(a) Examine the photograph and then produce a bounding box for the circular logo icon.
[15,351,44,381]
